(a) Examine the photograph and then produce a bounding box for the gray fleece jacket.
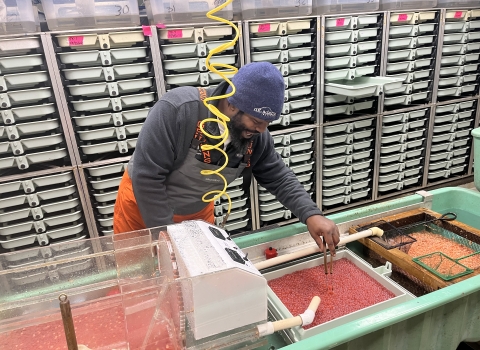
[128,82,322,228]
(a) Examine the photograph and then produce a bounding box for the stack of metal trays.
[84,162,128,236]
[427,100,476,182]
[378,108,429,195]
[258,128,315,224]
[249,18,316,129]
[0,37,69,174]
[55,30,155,161]
[0,171,87,253]
[384,11,438,109]
[0,236,90,289]
[213,176,251,233]
[160,24,240,90]
[437,9,480,100]
[323,14,383,119]
[322,118,374,209]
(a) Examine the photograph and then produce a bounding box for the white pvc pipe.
[257,296,321,337]
[254,227,383,271]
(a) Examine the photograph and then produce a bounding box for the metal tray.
[284,73,313,88]
[0,37,41,57]
[444,22,468,33]
[71,93,154,112]
[442,44,466,56]
[72,107,149,127]
[441,55,465,66]
[0,88,52,108]
[389,11,436,25]
[63,62,150,83]
[283,98,314,114]
[58,47,148,67]
[260,209,291,222]
[81,138,137,155]
[250,20,311,37]
[325,77,403,98]
[1,119,60,141]
[67,78,153,98]
[325,28,379,44]
[323,100,374,116]
[325,15,380,31]
[0,54,44,75]
[324,65,375,81]
[0,71,49,91]
[78,122,142,141]
[218,197,248,213]
[324,118,374,135]
[1,104,56,125]
[0,198,78,223]
[57,31,144,49]
[324,41,378,57]
[93,190,118,203]
[163,55,236,73]
[443,33,467,44]
[250,33,312,51]
[467,42,480,53]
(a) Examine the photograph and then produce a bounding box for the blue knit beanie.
[226,62,285,122]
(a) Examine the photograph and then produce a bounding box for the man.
[113,62,340,254]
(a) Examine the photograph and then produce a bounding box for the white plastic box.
[315,0,379,15]
[0,0,39,34]
[145,0,233,24]
[41,0,140,31]
[241,0,312,19]
[436,0,479,7]
[379,0,437,10]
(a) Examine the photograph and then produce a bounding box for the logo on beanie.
[253,107,276,118]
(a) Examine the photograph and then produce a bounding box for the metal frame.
[318,15,325,125]
[378,11,389,113]
[468,96,480,175]
[372,113,383,200]
[0,7,479,244]
[422,106,436,187]
[431,9,445,104]
[40,33,82,167]
[72,167,100,239]
[147,25,167,97]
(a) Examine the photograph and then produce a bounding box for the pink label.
[142,25,152,37]
[258,23,271,32]
[167,29,183,39]
[336,18,345,26]
[68,36,84,46]
[398,13,408,21]
[454,11,463,18]
[157,23,166,29]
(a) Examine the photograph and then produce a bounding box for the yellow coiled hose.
[199,0,239,227]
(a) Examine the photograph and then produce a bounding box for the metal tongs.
[323,245,333,275]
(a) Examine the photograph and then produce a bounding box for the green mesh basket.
[413,252,473,281]
[405,222,480,281]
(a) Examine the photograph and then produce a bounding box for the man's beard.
[227,112,259,153]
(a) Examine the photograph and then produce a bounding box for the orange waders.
[113,170,214,234]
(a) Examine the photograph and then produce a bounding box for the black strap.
[241,166,253,194]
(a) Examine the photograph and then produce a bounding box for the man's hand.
[306,215,340,256]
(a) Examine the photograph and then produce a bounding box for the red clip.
[265,247,278,259]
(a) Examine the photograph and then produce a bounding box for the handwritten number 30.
[115,5,130,15]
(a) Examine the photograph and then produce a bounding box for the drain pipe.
[257,296,321,337]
